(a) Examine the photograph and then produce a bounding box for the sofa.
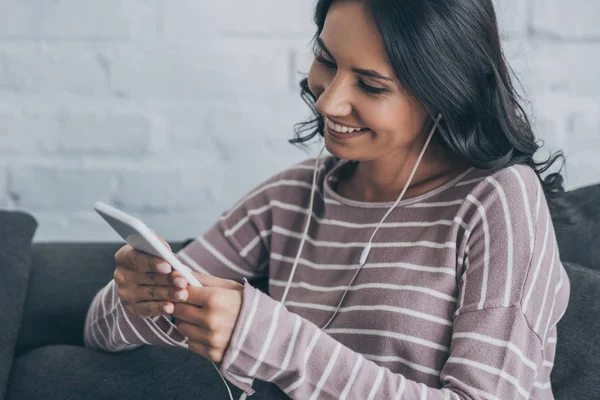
[1,182,599,399]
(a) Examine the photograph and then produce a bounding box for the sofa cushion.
[552,183,600,270]
[0,210,38,399]
[7,345,287,399]
[551,262,600,399]
[15,241,185,354]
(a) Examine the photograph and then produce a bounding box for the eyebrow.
[316,37,393,82]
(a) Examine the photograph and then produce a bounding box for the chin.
[323,136,363,161]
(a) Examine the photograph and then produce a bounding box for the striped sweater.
[85,155,570,399]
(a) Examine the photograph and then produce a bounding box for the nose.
[315,73,353,118]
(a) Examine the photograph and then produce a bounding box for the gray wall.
[0,0,598,242]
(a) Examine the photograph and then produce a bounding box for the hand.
[112,233,190,318]
[167,271,244,363]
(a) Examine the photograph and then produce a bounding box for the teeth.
[325,117,364,134]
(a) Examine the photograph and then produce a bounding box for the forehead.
[320,1,392,70]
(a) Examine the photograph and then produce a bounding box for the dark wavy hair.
[290,0,571,220]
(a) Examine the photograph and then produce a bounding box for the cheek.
[360,99,426,140]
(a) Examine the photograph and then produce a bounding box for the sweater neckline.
[323,158,475,209]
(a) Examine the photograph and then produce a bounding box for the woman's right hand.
[112,236,190,318]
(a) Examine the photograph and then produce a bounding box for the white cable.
[280,145,328,304]
[280,113,442,330]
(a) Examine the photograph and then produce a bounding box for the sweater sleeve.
[218,165,570,399]
[84,170,277,352]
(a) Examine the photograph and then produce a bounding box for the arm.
[219,166,569,399]
[84,173,275,352]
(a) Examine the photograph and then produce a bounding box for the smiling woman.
[85,1,570,399]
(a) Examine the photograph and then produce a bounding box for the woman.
[85,0,570,399]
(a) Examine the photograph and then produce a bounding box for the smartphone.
[94,201,202,287]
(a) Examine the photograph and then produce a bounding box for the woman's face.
[307,0,430,162]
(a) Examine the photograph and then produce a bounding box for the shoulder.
[457,164,543,226]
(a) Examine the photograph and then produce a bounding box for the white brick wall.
[0,0,598,242]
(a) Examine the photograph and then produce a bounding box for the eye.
[357,80,387,96]
[313,48,337,69]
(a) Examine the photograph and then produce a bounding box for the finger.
[132,271,175,286]
[185,336,225,363]
[171,271,242,290]
[127,248,172,274]
[176,319,212,345]
[133,284,189,303]
[172,303,210,328]
[131,301,175,318]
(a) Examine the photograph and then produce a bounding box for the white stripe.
[523,211,551,313]
[419,383,427,400]
[284,330,322,394]
[272,225,456,249]
[177,251,210,274]
[466,195,490,310]
[224,291,261,370]
[324,197,343,205]
[366,369,384,400]
[363,354,440,376]
[394,376,406,400]
[535,240,557,332]
[248,303,283,375]
[542,360,554,368]
[535,180,542,220]
[444,375,501,400]
[225,199,457,236]
[284,302,452,326]
[487,177,514,307]
[221,179,319,220]
[142,317,182,347]
[452,332,537,370]
[271,280,457,302]
[509,167,534,256]
[93,288,111,348]
[457,252,469,314]
[270,252,455,275]
[340,356,363,400]
[407,199,465,208]
[228,372,254,385]
[117,301,151,345]
[100,283,116,348]
[326,328,448,352]
[309,342,343,400]
[197,236,254,277]
[543,271,564,341]
[533,380,551,389]
[111,284,136,350]
[240,235,263,258]
[547,336,557,344]
[455,177,485,187]
[266,315,302,382]
[446,357,529,398]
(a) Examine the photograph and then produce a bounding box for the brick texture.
[0,0,598,241]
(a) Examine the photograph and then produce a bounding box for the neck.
[339,140,469,203]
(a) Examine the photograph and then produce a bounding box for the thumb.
[172,270,242,290]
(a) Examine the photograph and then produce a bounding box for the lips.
[325,124,369,141]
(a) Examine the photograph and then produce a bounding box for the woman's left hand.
[169,271,244,363]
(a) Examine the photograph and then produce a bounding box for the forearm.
[84,280,188,352]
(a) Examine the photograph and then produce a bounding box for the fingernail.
[156,262,171,274]
[175,290,187,300]
[174,278,187,288]
[163,304,174,314]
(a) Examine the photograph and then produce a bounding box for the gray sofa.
[1,182,599,399]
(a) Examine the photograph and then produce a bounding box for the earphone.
[280,113,443,330]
